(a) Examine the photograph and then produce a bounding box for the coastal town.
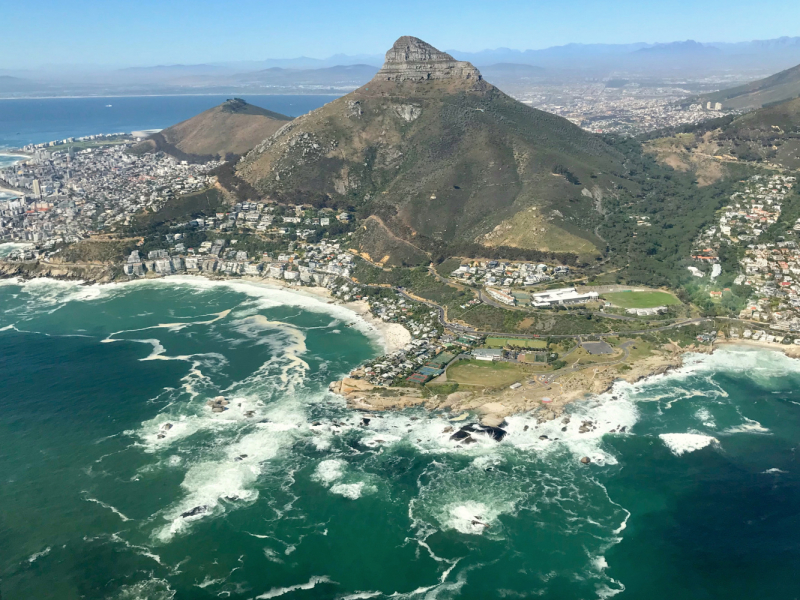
[0,143,220,244]
[691,173,800,334]
[3,131,800,425]
[516,80,735,135]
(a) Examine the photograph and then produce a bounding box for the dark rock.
[462,436,478,445]
[161,423,173,431]
[181,505,208,518]
[442,426,454,433]
[539,435,549,440]
[580,456,591,464]
[561,427,567,432]
[523,425,529,431]
[360,418,371,427]
[234,454,248,462]
[480,426,507,442]
[450,429,471,441]
[312,421,321,426]
[157,434,165,439]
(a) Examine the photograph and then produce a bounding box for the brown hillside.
[132,98,292,160]
[238,37,625,263]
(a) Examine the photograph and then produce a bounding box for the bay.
[0,95,339,149]
[1,278,799,599]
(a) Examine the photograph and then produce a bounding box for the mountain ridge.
[131,98,292,161]
[236,37,626,263]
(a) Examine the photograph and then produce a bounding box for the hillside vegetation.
[130,98,292,162]
[702,63,800,109]
[237,38,627,265]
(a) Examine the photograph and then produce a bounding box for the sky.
[6,0,800,69]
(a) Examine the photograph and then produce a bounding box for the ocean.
[0,95,339,149]
[1,276,799,599]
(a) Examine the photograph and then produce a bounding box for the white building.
[531,287,598,308]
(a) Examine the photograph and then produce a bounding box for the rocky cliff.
[0,260,117,283]
[376,36,483,83]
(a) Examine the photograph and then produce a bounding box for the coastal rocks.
[181,505,208,518]
[156,422,174,439]
[449,423,507,444]
[0,260,115,284]
[331,378,375,395]
[578,420,596,434]
[580,457,592,464]
[206,396,229,413]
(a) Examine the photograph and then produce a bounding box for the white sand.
[239,276,411,354]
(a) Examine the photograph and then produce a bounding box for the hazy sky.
[7,0,800,68]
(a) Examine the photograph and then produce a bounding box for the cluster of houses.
[691,174,800,333]
[740,329,800,345]
[0,143,218,243]
[341,293,482,386]
[123,239,356,285]
[211,200,350,237]
[450,260,568,288]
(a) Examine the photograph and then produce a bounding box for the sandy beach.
[238,275,411,354]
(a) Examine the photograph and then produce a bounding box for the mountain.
[702,62,800,109]
[636,40,721,56]
[131,98,292,161]
[646,94,800,182]
[0,75,47,94]
[236,37,626,264]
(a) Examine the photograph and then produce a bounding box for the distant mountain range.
[4,36,800,98]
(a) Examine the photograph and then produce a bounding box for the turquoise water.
[1,277,799,599]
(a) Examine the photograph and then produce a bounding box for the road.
[376,283,712,340]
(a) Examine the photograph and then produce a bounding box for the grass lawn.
[485,336,548,349]
[603,290,681,309]
[446,360,531,388]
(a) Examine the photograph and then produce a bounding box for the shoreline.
[0,269,410,357]
[332,337,800,426]
[3,265,799,423]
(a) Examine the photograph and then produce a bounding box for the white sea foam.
[154,420,298,543]
[695,407,716,428]
[112,577,175,600]
[659,433,718,456]
[442,501,501,535]
[763,468,788,474]
[722,417,770,435]
[27,546,51,563]
[82,494,131,521]
[313,459,347,485]
[254,576,333,599]
[330,482,370,500]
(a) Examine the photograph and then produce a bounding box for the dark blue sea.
[0,95,338,149]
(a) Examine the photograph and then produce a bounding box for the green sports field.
[485,336,548,349]
[603,290,681,309]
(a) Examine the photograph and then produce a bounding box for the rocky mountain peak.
[376,36,482,83]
